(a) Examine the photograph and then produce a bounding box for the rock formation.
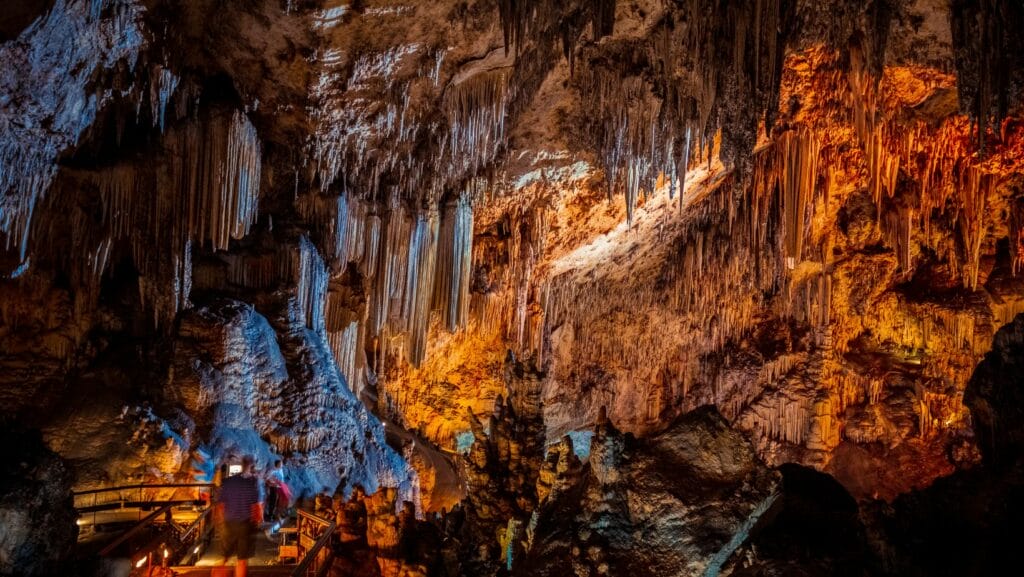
[521,407,780,576]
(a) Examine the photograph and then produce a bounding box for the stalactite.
[777,129,820,268]
[297,235,329,333]
[434,194,474,333]
[403,210,439,366]
[173,239,192,315]
[956,165,996,290]
[882,205,914,273]
[1011,198,1024,277]
[370,203,412,336]
[328,320,362,392]
[150,65,179,132]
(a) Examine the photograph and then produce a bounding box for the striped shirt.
[220,474,260,522]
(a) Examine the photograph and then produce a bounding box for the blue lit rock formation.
[169,298,415,502]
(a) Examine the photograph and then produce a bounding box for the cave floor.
[191,528,289,569]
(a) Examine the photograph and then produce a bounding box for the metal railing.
[291,510,336,577]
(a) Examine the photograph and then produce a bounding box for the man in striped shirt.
[218,455,262,577]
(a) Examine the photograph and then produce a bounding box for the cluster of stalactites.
[847,47,1009,290]
[52,109,262,326]
[951,0,1024,150]
[311,42,435,203]
[300,189,476,369]
[677,0,795,170]
[443,68,510,183]
[497,0,617,57]
[0,0,145,267]
[575,65,698,225]
[571,0,797,223]
[100,108,261,250]
[434,194,474,333]
[469,202,548,362]
[311,34,511,213]
[540,127,832,407]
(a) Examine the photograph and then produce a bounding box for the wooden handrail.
[73,483,213,497]
[291,511,336,577]
[97,503,174,557]
[77,499,205,515]
[179,506,212,541]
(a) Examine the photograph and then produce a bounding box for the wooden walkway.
[74,484,335,577]
[170,566,295,577]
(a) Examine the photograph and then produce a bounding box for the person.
[264,459,285,522]
[211,463,229,553]
[217,456,262,577]
[315,487,334,518]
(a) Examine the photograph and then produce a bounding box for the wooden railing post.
[291,510,336,577]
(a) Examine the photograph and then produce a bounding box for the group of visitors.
[211,456,293,577]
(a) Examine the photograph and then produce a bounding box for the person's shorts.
[221,520,257,560]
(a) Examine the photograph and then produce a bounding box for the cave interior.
[2,0,1024,576]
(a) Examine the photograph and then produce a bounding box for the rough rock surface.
[520,407,780,577]
[0,425,77,577]
[726,464,876,577]
[964,312,1024,468]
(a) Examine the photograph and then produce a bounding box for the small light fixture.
[163,548,169,559]
[135,558,147,568]
[194,546,201,554]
